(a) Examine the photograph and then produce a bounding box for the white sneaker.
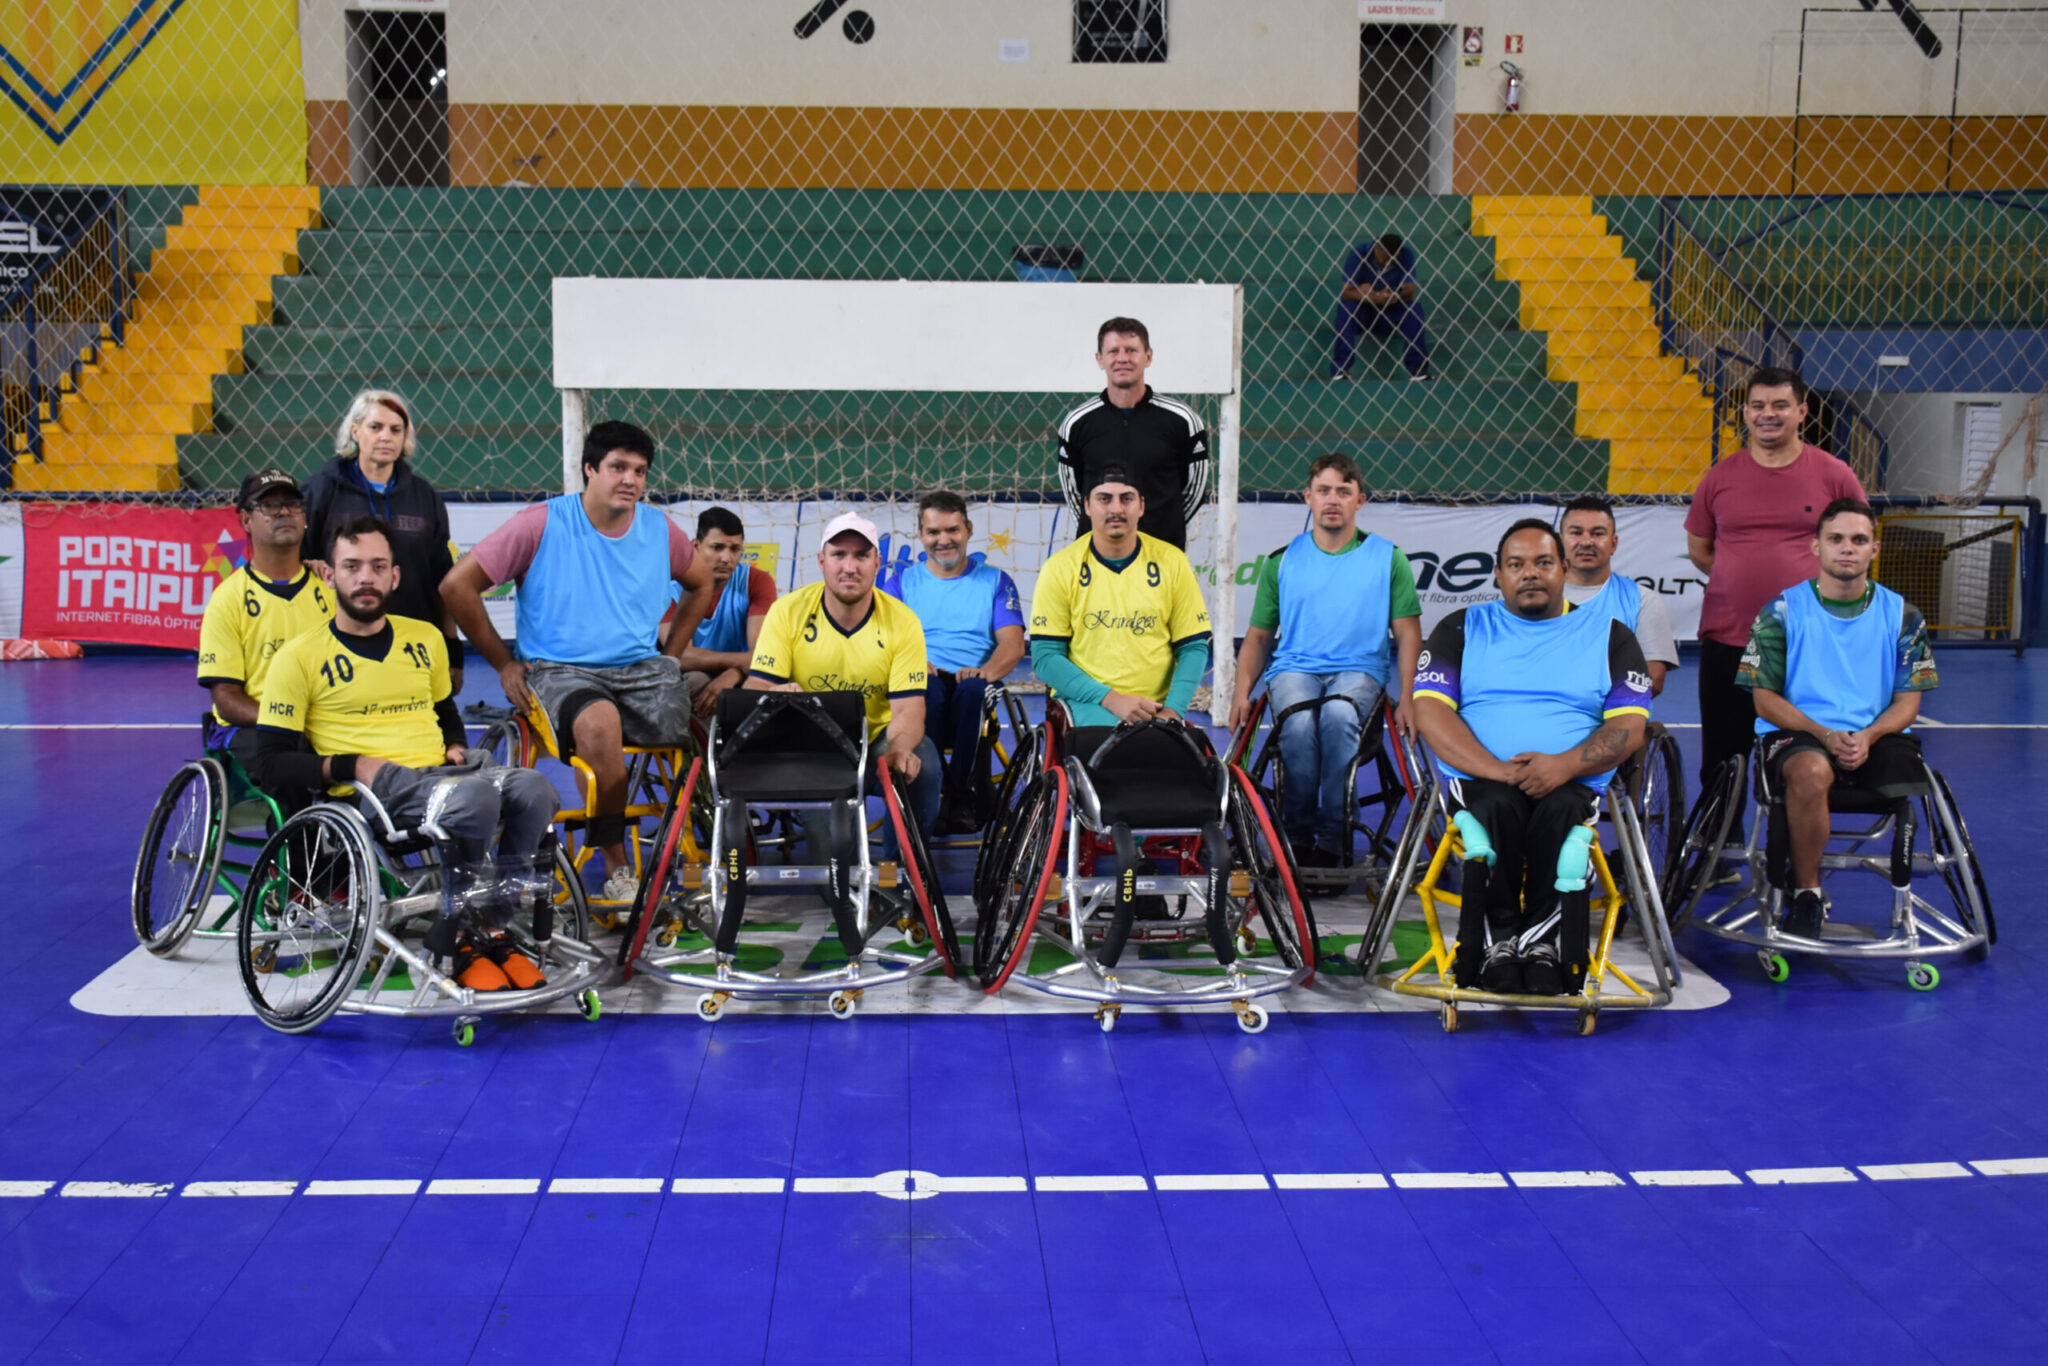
[600,866,640,903]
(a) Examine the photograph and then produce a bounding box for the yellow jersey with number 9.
[195,566,335,723]
[1028,533,1211,703]
[261,618,452,792]
[749,583,928,742]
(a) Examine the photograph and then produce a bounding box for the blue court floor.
[3,648,2047,1365]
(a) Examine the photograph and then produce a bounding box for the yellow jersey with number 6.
[195,566,335,723]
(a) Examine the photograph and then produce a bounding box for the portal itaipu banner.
[20,503,244,647]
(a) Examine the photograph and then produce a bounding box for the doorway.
[346,9,450,188]
[1358,24,1454,195]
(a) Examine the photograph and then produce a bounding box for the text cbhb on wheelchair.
[972,704,1317,1032]
[619,689,960,1020]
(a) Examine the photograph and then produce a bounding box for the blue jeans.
[1266,670,1386,847]
[1332,299,1430,379]
[925,672,990,800]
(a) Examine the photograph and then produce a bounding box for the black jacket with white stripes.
[1054,386,1210,550]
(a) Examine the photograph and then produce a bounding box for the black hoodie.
[301,455,461,661]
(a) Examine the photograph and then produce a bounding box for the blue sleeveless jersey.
[514,494,674,668]
[693,563,755,655]
[1758,582,1906,735]
[1441,599,1627,794]
[1269,531,1396,681]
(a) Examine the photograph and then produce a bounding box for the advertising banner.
[19,503,243,646]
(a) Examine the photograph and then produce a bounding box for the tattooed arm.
[1509,714,1647,798]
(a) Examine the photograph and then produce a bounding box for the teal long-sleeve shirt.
[1030,636,1211,717]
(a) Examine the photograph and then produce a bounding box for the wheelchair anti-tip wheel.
[133,758,227,956]
[237,805,379,1034]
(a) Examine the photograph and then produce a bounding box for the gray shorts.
[361,760,559,864]
[527,656,691,756]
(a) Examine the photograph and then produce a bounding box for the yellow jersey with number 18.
[261,618,452,792]
[749,583,928,743]
[195,566,335,722]
[1029,533,1211,703]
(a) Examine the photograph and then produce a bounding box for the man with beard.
[747,510,938,846]
[196,468,334,777]
[1413,520,1653,996]
[879,490,1025,834]
[258,516,562,991]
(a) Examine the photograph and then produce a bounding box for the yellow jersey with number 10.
[749,583,928,742]
[195,566,335,722]
[261,618,452,793]
[1029,533,1211,703]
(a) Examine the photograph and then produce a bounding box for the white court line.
[425,1178,541,1196]
[1153,1174,1269,1191]
[60,1181,171,1197]
[1510,1171,1625,1188]
[549,1177,665,1195]
[304,1179,421,1197]
[1860,1162,1973,1181]
[674,1177,785,1194]
[928,1175,1029,1194]
[1974,1158,2048,1177]
[0,1181,54,1198]
[1630,1170,1743,1187]
[1034,1175,1149,1192]
[182,1181,298,1197]
[1391,1172,1509,1190]
[1273,1173,1389,1190]
[1747,1167,1858,1185]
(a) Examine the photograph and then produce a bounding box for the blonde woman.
[303,389,464,689]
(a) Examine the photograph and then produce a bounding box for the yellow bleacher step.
[1476,215,1611,242]
[1548,353,1694,387]
[199,184,320,210]
[1577,381,1712,414]
[14,457,182,492]
[38,430,179,467]
[79,371,216,406]
[162,221,304,253]
[148,247,297,277]
[1492,237,1627,263]
[1516,279,1652,311]
[131,294,269,329]
[137,272,273,304]
[57,401,208,436]
[1474,193,1593,216]
[1577,408,1708,441]
[1609,437,1706,470]
[1496,257,1638,285]
[1544,331,1661,359]
[96,344,242,377]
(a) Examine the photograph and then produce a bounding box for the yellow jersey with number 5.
[749,584,928,742]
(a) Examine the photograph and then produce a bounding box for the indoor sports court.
[3,1,2046,1362]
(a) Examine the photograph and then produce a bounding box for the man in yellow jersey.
[1028,466,1212,727]
[195,469,334,777]
[747,510,936,843]
[258,516,562,990]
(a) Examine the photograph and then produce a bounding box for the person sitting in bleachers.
[1413,520,1653,995]
[879,490,1026,834]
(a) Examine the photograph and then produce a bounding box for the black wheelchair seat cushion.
[716,752,861,803]
[1070,725,1222,829]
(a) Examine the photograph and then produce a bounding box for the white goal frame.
[553,278,1247,725]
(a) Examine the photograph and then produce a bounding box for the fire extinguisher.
[1501,61,1524,114]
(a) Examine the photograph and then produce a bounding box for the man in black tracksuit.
[1055,316,1211,550]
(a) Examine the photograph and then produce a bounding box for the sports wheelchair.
[133,723,292,957]
[1359,729,1683,1034]
[1227,691,1423,892]
[618,689,959,1021]
[972,704,1318,1033]
[1662,737,1992,988]
[234,774,607,1043]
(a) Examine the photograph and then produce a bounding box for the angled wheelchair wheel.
[1227,769,1317,974]
[620,755,702,972]
[881,768,960,976]
[1927,768,1996,947]
[1662,755,1745,931]
[1632,726,1686,897]
[548,840,593,947]
[973,769,1066,991]
[133,759,228,956]
[237,806,379,1034]
[973,724,1041,912]
[475,716,526,769]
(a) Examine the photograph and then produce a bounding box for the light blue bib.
[694,563,755,655]
[1441,599,1623,794]
[515,494,674,668]
[1759,582,1904,735]
[1269,531,1395,681]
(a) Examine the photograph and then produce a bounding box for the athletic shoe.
[1479,939,1524,994]
[599,866,640,904]
[1521,941,1565,996]
[477,931,548,990]
[1302,844,1343,869]
[453,939,513,992]
[1782,889,1826,939]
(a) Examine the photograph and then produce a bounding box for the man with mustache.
[1558,495,1678,697]
[1413,520,1653,996]
[258,516,562,991]
[1055,317,1210,550]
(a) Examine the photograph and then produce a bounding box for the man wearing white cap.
[747,510,939,837]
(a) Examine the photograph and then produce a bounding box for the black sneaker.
[1521,941,1565,996]
[1782,890,1826,939]
[1479,939,1524,994]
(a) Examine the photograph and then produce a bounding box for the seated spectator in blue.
[1333,231,1432,381]
[879,490,1026,835]
[1227,454,1422,866]
[675,506,778,717]
[1413,520,1652,997]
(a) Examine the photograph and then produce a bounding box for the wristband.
[331,753,360,784]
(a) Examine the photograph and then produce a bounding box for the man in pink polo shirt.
[1685,366,1867,796]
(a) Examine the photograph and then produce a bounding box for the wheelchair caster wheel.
[694,991,730,1022]
[453,1019,478,1047]
[1759,951,1790,983]
[1440,1003,1459,1034]
[1236,925,1258,954]
[1577,1008,1598,1037]
[1095,1002,1122,1033]
[900,919,930,948]
[1233,1000,1269,1035]
[655,921,681,949]
[577,990,603,1021]
[828,989,863,1021]
[1907,962,1940,991]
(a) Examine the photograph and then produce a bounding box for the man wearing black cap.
[1055,317,1211,549]
[195,469,336,778]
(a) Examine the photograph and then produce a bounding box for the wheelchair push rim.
[134,758,228,957]
[237,805,380,1034]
